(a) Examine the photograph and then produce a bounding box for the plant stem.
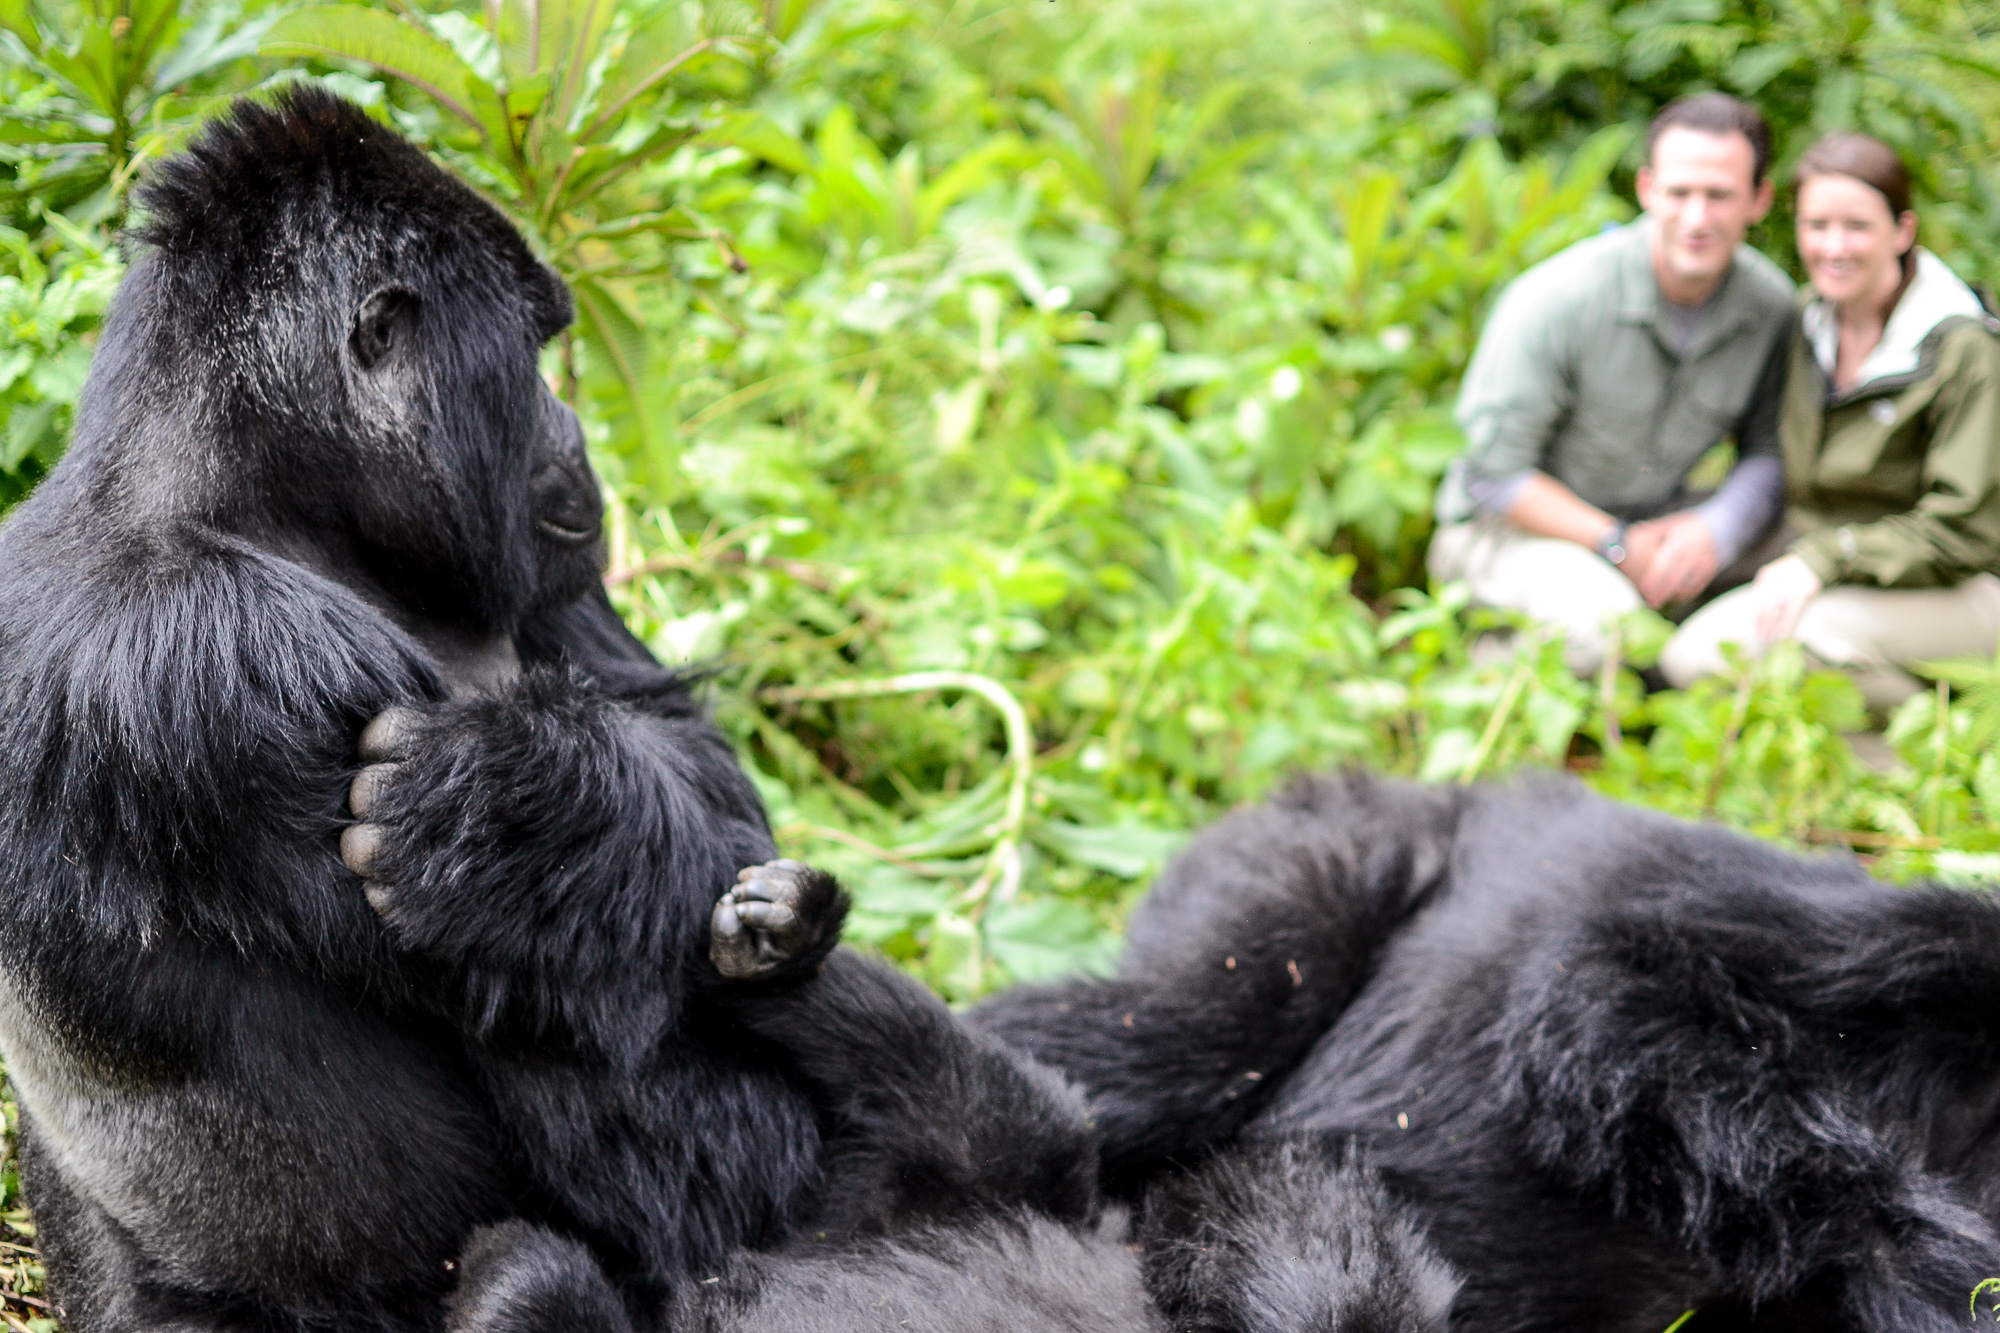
[1461,660,1530,786]
[1704,666,1756,814]
[759,672,1034,910]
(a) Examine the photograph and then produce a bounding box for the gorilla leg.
[1139,1135,1459,1333]
[972,773,1461,1179]
[713,861,1100,1236]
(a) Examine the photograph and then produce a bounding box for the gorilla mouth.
[536,516,600,546]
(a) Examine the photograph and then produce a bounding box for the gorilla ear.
[351,287,420,370]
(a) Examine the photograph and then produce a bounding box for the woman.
[1661,132,2000,711]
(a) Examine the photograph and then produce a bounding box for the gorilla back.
[0,91,800,1330]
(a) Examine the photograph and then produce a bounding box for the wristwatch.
[1596,522,1629,566]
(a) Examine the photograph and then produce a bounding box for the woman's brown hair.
[1794,131,1913,219]
[1794,131,1915,273]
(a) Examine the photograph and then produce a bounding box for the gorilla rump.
[0,89,1454,1333]
[978,773,2000,1332]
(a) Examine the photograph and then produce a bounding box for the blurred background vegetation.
[9,0,2000,1316]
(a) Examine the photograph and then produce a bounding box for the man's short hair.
[1645,93,1772,185]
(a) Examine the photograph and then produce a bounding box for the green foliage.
[0,0,277,223]
[0,1057,48,1331]
[0,218,119,504]
[0,0,273,501]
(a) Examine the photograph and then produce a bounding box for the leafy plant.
[0,0,276,224]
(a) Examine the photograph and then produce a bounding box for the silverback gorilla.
[0,90,1457,1333]
[974,773,2000,1332]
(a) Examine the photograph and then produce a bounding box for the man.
[1429,93,1797,675]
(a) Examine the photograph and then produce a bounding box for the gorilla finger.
[341,822,386,878]
[358,706,424,763]
[735,901,800,937]
[711,902,744,942]
[348,763,401,819]
[364,884,397,918]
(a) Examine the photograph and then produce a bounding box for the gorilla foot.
[711,860,843,980]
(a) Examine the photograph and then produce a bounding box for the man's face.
[1636,127,1774,296]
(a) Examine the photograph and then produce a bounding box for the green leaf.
[985,898,1119,983]
[0,0,42,56]
[695,107,812,176]
[572,276,651,446]
[1032,822,1187,879]
[262,7,495,141]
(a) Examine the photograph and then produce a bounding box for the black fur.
[450,926,1456,1333]
[0,89,818,1330]
[975,773,2000,1331]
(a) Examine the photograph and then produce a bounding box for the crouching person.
[1662,133,2000,710]
[1430,93,1796,676]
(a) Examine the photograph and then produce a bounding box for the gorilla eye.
[351,287,420,370]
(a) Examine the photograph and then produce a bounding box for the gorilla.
[444,859,1461,1333]
[0,85,800,1328]
[974,772,2000,1331]
[0,88,1455,1333]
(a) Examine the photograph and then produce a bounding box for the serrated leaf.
[572,276,650,448]
[585,0,713,138]
[262,7,494,139]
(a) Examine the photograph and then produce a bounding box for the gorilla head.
[81,87,601,641]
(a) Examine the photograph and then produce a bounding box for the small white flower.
[1269,364,1303,401]
[866,281,889,301]
[1037,284,1072,311]
[1380,325,1414,354]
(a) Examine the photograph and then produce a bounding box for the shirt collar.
[1801,247,1984,389]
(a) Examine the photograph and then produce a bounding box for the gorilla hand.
[341,705,422,918]
[711,860,847,981]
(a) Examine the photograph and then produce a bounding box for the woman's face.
[1796,172,1917,306]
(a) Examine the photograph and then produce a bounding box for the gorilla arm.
[337,662,777,1059]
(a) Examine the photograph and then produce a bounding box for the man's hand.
[1747,553,1823,644]
[1624,512,1719,608]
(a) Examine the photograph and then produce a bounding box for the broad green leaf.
[694,108,812,175]
[262,8,493,139]
[985,898,1119,983]
[152,10,279,91]
[0,0,41,55]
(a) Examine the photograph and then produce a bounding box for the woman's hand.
[1749,554,1824,644]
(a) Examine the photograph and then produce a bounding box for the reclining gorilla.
[445,858,1460,1333]
[0,89,1456,1332]
[974,773,2000,1332]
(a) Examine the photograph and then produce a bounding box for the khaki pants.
[1428,521,1641,675]
[1660,574,2000,711]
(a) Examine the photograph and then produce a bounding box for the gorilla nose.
[532,462,603,546]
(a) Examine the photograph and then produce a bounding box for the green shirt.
[1440,218,1796,523]
[1783,253,2000,589]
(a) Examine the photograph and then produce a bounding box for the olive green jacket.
[1439,217,1796,523]
[1783,251,2000,589]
